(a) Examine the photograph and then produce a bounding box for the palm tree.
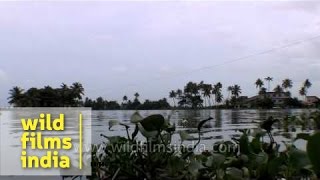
[200,84,212,107]
[231,84,242,98]
[123,95,128,103]
[134,92,140,100]
[70,82,84,106]
[8,86,24,106]
[303,79,312,89]
[274,85,283,95]
[216,82,222,89]
[229,85,241,108]
[255,78,264,90]
[259,87,267,97]
[282,79,293,90]
[227,86,233,99]
[212,83,222,105]
[215,91,223,104]
[299,87,306,99]
[176,89,182,97]
[71,82,84,100]
[282,79,293,97]
[169,90,177,107]
[301,79,312,100]
[60,83,70,106]
[264,77,273,92]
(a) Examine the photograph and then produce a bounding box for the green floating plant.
[91,112,320,180]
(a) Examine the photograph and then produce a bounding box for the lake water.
[0,109,313,150]
[0,109,314,179]
[91,109,313,151]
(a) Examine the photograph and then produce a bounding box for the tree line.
[7,83,170,110]
[7,77,315,109]
[8,82,84,107]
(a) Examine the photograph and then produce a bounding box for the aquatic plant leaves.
[307,132,320,173]
[205,153,225,168]
[140,114,165,132]
[167,156,185,176]
[130,111,143,123]
[288,147,310,171]
[267,156,285,176]
[225,167,243,180]
[131,124,139,140]
[188,159,205,177]
[239,132,250,155]
[250,137,262,154]
[295,133,310,141]
[197,117,213,131]
[179,131,193,142]
[108,120,119,130]
[255,152,268,165]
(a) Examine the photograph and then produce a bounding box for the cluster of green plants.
[89,111,320,180]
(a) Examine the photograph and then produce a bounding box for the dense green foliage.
[90,111,320,180]
[8,82,84,107]
[7,77,317,109]
[83,97,171,110]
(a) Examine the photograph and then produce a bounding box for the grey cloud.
[0,1,320,105]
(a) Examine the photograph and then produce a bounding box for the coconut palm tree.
[301,79,312,100]
[255,78,264,91]
[303,79,312,89]
[231,84,242,98]
[299,87,306,99]
[176,89,182,97]
[259,87,267,97]
[134,92,140,100]
[274,85,283,95]
[8,86,24,106]
[282,79,293,90]
[123,95,128,103]
[227,86,233,99]
[212,82,223,105]
[169,90,177,107]
[71,82,84,100]
[264,77,273,92]
[60,83,71,106]
[282,79,293,97]
[201,84,212,107]
[215,91,223,104]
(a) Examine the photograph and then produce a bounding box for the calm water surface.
[91,109,312,150]
[0,109,313,152]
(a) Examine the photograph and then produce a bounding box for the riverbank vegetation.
[7,77,319,109]
[90,111,320,179]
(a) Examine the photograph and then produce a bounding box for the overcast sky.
[0,1,320,106]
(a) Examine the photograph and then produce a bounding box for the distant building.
[304,96,320,107]
[241,92,290,108]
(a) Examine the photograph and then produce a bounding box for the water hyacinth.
[90,111,320,180]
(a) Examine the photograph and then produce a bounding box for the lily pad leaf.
[179,131,193,142]
[226,167,243,180]
[140,114,165,132]
[295,133,310,141]
[108,120,119,130]
[197,117,213,131]
[307,132,320,173]
[130,111,143,123]
[188,159,205,177]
